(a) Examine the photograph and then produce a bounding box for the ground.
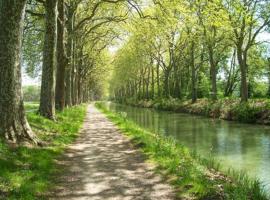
[50,105,177,200]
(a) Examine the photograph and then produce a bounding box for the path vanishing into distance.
[51,105,177,200]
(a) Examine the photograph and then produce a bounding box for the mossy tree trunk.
[55,0,67,111]
[0,0,39,144]
[39,0,58,119]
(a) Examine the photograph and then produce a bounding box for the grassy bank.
[0,103,87,200]
[121,98,270,125]
[96,102,268,200]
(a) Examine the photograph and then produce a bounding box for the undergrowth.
[0,103,87,200]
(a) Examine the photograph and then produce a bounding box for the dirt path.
[51,105,177,200]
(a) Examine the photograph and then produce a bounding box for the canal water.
[105,102,270,191]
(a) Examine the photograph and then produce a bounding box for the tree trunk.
[191,42,197,103]
[151,64,155,99]
[208,46,217,101]
[65,6,75,107]
[55,0,66,111]
[146,67,150,99]
[237,46,248,102]
[156,61,160,97]
[164,70,170,98]
[72,40,78,105]
[0,0,39,144]
[268,58,270,97]
[39,0,58,119]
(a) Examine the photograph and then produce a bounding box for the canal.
[106,102,270,191]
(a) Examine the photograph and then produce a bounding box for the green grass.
[95,102,268,200]
[0,103,87,200]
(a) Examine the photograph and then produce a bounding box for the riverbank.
[0,103,87,199]
[120,98,270,125]
[96,102,268,200]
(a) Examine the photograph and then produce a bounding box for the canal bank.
[96,102,269,199]
[121,98,270,125]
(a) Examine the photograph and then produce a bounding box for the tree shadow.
[48,107,178,200]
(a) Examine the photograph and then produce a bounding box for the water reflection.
[106,102,270,191]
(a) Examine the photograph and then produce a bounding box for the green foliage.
[109,0,270,103]
[95,102,268,200]
[0,104,87,199]
[23,86,40,102]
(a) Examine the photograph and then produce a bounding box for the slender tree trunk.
[55,0,66,111]
[191,42,197,103]
[237,46,248,102]
[164,70,170,98]
[39,0,58,119]
[208,46,217,101]
[173,63,180,98]
[72,40,78,105]
[0,0,39,144]
[267,58,270,96]
[138,75,142,100]
[77,47,83,104]
[151,64,155,99]
[65,6,75,107]
[146,67,150,99]
[156,62,160,97]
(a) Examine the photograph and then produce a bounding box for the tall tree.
[0,0,38,144]
[55,0,67,111]
[39,0,58,119]
[226,0,270,102]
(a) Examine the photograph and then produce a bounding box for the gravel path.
[51,105,177,200]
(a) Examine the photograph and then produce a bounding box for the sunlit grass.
[96,102,268,200]
[0,103,87,199]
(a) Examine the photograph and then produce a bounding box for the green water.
[106,102,270,191]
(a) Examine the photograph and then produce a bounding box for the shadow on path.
[50,105,177,200]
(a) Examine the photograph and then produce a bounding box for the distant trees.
[110,0,270,103]
[23,86,41,102]
[23,0,130,115]
[0,0,132,144]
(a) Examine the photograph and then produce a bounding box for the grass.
[0,102,87,200]
[95,102,268,200]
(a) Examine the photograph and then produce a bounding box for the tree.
[39,0,58,119]
[226,0,270,102]
[55,0,67,111]
[0,0,39,144]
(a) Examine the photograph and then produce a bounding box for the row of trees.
[0,0,132,144]
[110,0,270,103]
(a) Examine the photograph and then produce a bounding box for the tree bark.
[191,42,197,103]
[146,67,150,99]
[151,64,155,99]
[39,0,58,119]
[0,0,39,144]
[267,58,270,97]
[208,45,217,101]
[156,61,160,97]
[72,40,78,105]
[164,70,170,98]
[236,45,248,102]
[55,0,66,111]
[65,5,75,107]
